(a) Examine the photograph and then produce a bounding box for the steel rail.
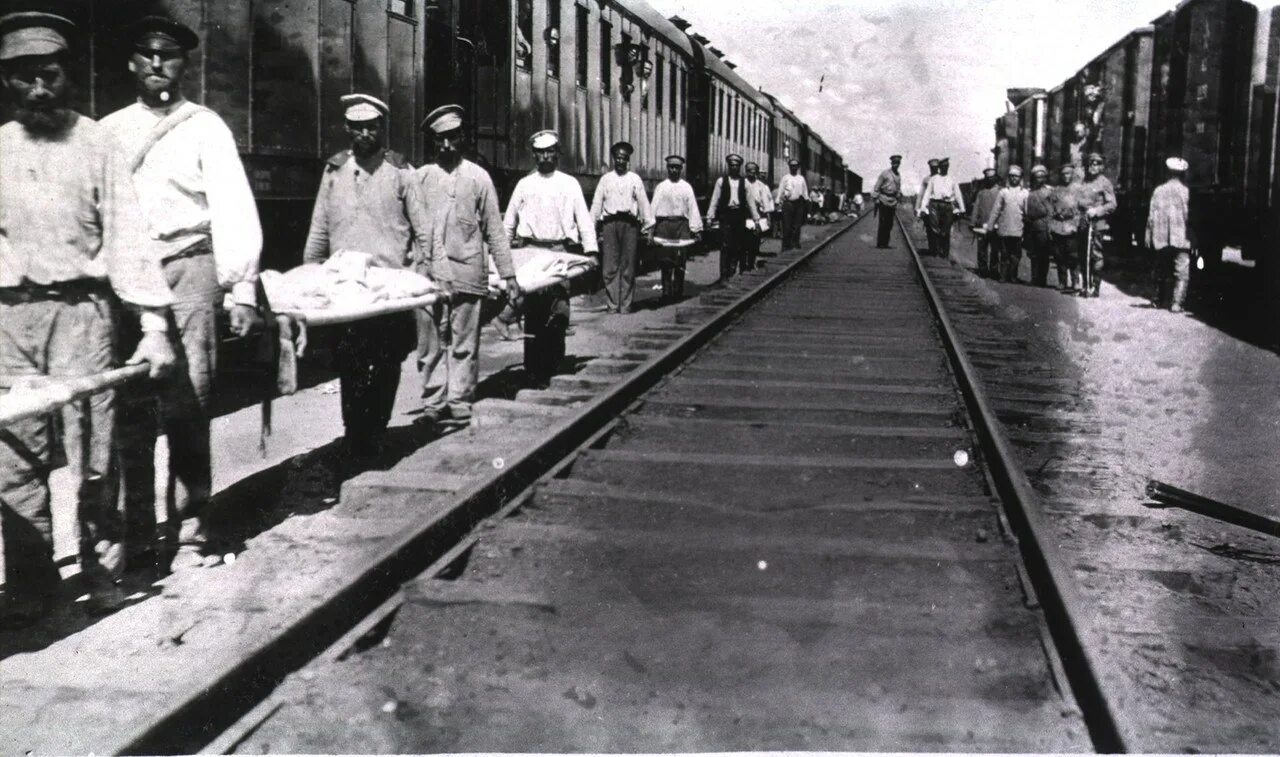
[896,213,1133,753]
[113,215,869,755]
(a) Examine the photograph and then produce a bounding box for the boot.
[1171,278,1188,312]
[660,268,672,302]
[673,267,686,299]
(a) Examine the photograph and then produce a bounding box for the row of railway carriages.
[992,0,1280,277]
[27,0,859,271]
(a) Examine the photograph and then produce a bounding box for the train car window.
[717,89,723,136]
[575,4,588,87]
[680,68,687,124]
[547,0,561,78]
[461,0,509,68]
[656,56,664,116]
[600,19,612,93]
[669,63,677,120]
[517,0,533,69]
[388,0,412,16]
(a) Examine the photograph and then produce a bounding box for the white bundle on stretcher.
[260,250,439,313]
[488,248,596,294]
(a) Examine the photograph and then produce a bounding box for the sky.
[649,0,1178,188]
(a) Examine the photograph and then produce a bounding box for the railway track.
[204,214,1123,753]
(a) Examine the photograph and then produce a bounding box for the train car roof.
[1084,24,1154,70]
[700,47,771,109]
[612,0,694,58]
[760,90,802,126]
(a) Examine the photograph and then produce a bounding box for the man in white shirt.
[101,15,262,572]
[776,159,808,250]
[1146,156,1193,312]
[591,141,653,314]
[706,154,760,282]
[744,162,775,270]
[917,157,966,258]
[649,155,702,302]
[504,130,598,387]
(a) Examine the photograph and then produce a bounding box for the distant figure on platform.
[1050,164,1082,292]
[916,158,940,217]
[706,153,760,283]
[303,94,426,455]
[744,161,774,270]
[918,157,966,258]
[1024,165,1054,286]
[987,165,1028,282]
[970,168,1001,278]
[872,154,903,248]
[1146,157,1193,312]
[1076,152,1117,298]
[591,141,653,314]
[103,14,263,573]
[777,158,808,250]
[503,130,598,388]
[414,105,518,426]
[0,11,176,627]
[650,154,703,302]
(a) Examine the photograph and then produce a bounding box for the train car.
[1147,0,1258,262]
[763,92,805,185]
[679,36,770,200]
[847,170,864,198]
[1009,88,1047,172]
[1045,84,1066,171]
[1244,3,1280,260]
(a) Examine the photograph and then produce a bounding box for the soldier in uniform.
[1076,152,1117,298]
[649,155,702,302]
[1146,157,1193,312]
[872,155,902,248]
[744,161,775,270]
[503,130,597,388]
[969,168,1001,278]
[918,157,966,258]
[1024,165,1055,287]
[102,15,263,572]
[706,154,760,283]
[1050,164,1082,292]
[303,94,428,454]
[987,165,1028,282]
[776,158,808,251]
[590,141,653,314]
[0,12,176,626]
[415,105,519,424]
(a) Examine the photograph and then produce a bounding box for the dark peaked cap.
[128,15,198,51]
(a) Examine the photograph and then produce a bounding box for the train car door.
[458,0,513,170]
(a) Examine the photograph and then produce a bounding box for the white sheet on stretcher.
[489,248,597,294]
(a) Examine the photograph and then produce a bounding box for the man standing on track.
[744,161,775,270]
[918,157,966,258]
[302,94,426,457]
[1024,165,1055,287]
[776,158,808,251]
[872,154,902,248]
[414,105,519,426]
[590,141,653,314]
[706,153,759,283]
[649,155,702,303]
[503,130,597,388]
[987,165,1028,282]
[1076,152,1117,298]
[1146,156,1193,312]
[1050,164,1082,292]
[970,168,1001,278]
[0,11,176,626]
[102,15,262,573]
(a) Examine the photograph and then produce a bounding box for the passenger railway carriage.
[19,0,851,272]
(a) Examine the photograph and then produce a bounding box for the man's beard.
[13,104,76,137]
[351,137,380,158]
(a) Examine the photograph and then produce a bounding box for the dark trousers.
[1157,247,1192,309]
[118,253,219,551]
[600,217,640,313]
[924,201,955,257]
[334,314,414,448]
[781,200,806,250]
[975,232,996,276]
[1052,233,1080,289]
[718,208,748,280]
[875,202,896,246]
[523,283,570,387]
[1081,226,1105,294]
[745,228,762,270]
[998,236,1023,282]
[1026,230,1053,286]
